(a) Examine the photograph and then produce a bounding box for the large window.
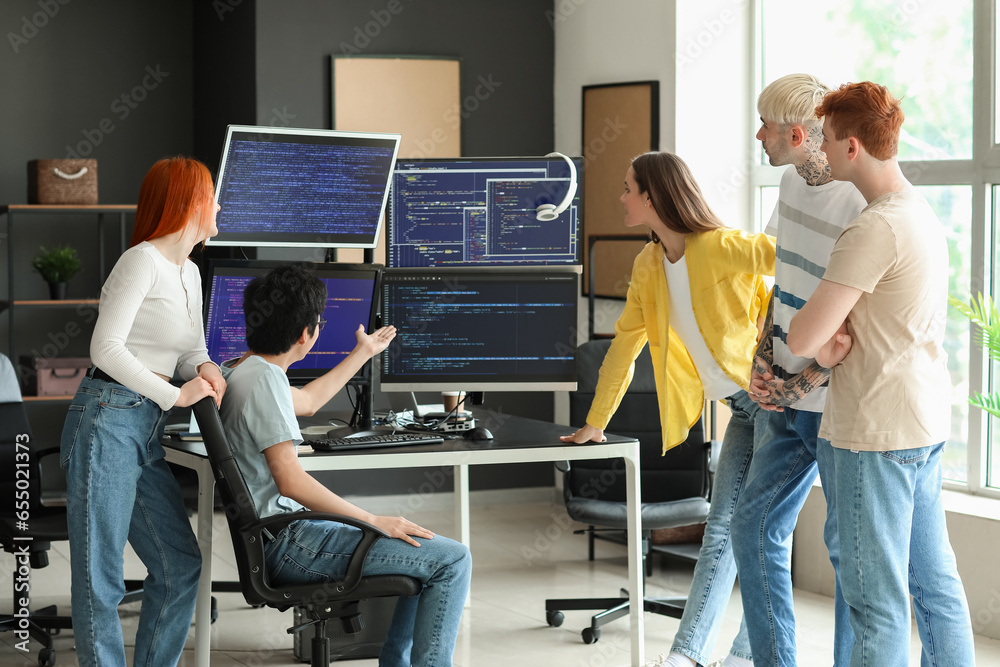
[753,0,999,493]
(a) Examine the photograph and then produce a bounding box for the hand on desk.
[371,515,435,548]
[560,423,606,444]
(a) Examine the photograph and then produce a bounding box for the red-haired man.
[786,81,975,666]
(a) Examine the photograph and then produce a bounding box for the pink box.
[22,357,90,397]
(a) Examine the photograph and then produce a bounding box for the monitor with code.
[380,267,578,392]
[387,157,583,267]
[204,260,381,382]
[210,125,400,248]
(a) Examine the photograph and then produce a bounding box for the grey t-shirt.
[219,356,304,519]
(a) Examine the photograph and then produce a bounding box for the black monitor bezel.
[204,259,383,383]
[387,155,585,268]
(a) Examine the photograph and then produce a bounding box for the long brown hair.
[130,157,215,248]
[631,152,725,243]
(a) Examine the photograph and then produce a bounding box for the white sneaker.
[642,653,697,667]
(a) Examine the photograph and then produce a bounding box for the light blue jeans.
[670,390,759,665]
[731,408,852,666]
[833,443,975,667]
[60,374,201,667]
[265,518,472,666]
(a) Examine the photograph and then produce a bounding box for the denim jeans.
[670,390,760,665]
[731,408,852,666]
[265,518,472,666]
[60,374,201,667]
[833,443,975,667]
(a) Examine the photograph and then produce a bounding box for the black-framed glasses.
[317,316,327,331]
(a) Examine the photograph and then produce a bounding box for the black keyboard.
[305,432,445,452]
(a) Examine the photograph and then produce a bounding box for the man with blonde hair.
[731,73,865,666]
[787,81,975,666]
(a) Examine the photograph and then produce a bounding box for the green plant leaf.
[32,244,82,283]
[969,392,1000,420]
[950,292,1000,363]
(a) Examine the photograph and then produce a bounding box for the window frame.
[748,0,999,497]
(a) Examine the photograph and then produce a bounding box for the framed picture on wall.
[581,80,659,298]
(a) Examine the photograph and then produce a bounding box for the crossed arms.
[751,280,862,410]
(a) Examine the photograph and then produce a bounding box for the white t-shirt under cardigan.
[89,241,213,411]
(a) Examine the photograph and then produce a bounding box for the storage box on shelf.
[2,204,134,400]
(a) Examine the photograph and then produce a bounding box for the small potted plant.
[32,245,82,300]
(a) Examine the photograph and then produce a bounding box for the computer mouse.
[468,426,494,441]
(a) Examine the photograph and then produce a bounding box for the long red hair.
[130,157,215,247]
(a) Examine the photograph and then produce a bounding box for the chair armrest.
[244,510,392,597]
[33,446,60,461]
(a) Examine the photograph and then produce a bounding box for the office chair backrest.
[191,398,261,531]
[191,397,286,609]
[0,355,42,519]
[568,339,709,504]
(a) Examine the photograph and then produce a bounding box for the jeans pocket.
[879,447,931,465]
[60,404,87,468]
[105,386,146,409]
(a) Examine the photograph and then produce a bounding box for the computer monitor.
[380,268,578,392]
[387,156,583,267]
[210,125,401,248]
[204,260,382,382]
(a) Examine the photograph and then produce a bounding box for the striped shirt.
[765,167,867,413]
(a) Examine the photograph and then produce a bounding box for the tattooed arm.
[755,361,832,408]
[749,291,833,409]
[749,294,782,411]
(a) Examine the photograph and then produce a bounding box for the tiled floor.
[2,495,1000,666]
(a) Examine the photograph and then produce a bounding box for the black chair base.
[545,593,685,644]
[0,603,72,667]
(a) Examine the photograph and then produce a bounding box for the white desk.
[164,414,645,666]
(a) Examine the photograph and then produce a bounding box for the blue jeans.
[670,390,759,665]
[60,374,201,667]
[731,408,852,666]
[265,518,472,666]
[833,443,974,667]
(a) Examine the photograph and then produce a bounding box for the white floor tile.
[3,500,1000,665]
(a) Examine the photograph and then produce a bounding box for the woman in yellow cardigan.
[562,152,775,667]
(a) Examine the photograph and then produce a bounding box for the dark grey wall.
[1,1,195,205]
[253,0,554,157]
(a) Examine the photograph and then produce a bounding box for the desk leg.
[624,451,645,666]
[192,465,215,667]
[453,464,471,608]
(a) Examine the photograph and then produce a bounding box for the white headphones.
[535,152,578,222]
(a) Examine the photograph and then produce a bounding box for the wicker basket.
[28,159,98,205]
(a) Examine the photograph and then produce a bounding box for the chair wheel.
[581,626,600,644]
[546,610,564,627]
[38,647,55,666]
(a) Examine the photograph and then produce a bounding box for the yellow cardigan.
[586,228,775,453]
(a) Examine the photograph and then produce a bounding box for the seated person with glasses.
[218,264,472,667]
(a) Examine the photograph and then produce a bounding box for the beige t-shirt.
[818,188,950,451]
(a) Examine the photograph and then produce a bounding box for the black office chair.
[545,339,717,644]
[190,397,422,666]
[0,354,72,667]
